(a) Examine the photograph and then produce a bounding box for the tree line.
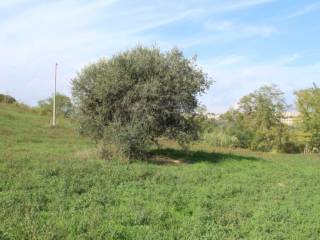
[201,84,320,154]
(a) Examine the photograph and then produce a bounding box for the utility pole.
[52,63,58,127]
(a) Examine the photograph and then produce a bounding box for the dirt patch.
[150,155,184,165]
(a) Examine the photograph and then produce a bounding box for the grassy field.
[1,103,320,239]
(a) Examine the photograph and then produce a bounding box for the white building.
[282,111,299,126]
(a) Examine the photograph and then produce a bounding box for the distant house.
[205,112,221,120]
[282,111,299,126]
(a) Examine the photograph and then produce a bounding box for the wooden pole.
[53,63,58,126]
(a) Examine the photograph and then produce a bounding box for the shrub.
[0,94,16,104]
[203,131,240,148]
[278,141,304,154]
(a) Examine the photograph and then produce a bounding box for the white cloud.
[127,9,203,35]
[0,0,315,111]
[0,1,207,105]
[204,20,277,37]
[283,1,320,19]
[178,20,277,49]
[274,54,300,65]
[0,0,29,9]
[203,55,248,67]
[217,0,277,12]
[200,56,320,113]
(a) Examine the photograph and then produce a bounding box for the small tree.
[221,85,289,152]
[38,93,73,118]
[72,46,210,160]
[295,84,320,151]
[0,94,16,104]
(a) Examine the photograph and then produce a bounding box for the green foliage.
[197,116,241,148]
[1,103,320,239]
[295,84,320,151]
[37,93,73,118]
[72,46,210,159]
[204,130,240,148]
[220,85,290,152]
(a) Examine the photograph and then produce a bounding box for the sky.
[0,0,319,113]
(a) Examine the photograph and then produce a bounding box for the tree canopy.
[37,93,73,118]
[220,85,288,152]
[295,84,320,151]
[72,46,211,159]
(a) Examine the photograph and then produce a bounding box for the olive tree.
[72,46,210,159]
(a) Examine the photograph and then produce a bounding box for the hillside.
[1,103,320,239]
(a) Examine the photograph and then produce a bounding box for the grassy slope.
[1,103,320,240]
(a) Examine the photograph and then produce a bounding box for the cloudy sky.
[1,0,319,112]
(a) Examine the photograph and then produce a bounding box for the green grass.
[1,103,320,239]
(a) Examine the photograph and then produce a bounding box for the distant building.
[282,111,299,125]
[204,111,299,125]
[206,112,221,120]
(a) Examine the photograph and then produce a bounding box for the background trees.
[0,94,16,104]
[72,46,210,159]
[37,93,73,118]
[209,85,289,152]
[236,85,288,151]
[196,84,320,154]
[295,84,320,152]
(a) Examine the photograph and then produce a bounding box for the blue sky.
[0,0,319,112]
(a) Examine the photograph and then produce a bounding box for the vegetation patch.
[1,104,320,239]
